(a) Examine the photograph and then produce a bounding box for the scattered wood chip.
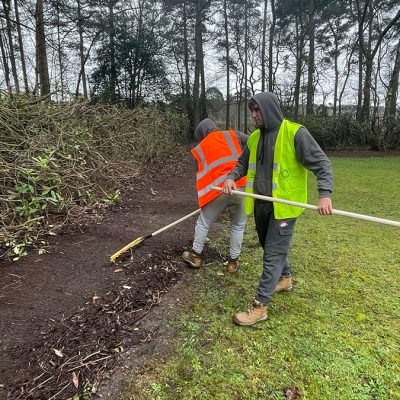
[92,295,100,303]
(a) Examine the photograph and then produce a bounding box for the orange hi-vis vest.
[191,129,247,208]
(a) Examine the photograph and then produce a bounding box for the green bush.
[294,115,400,151]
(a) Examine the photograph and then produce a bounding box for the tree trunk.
[75,32,98,99]
[77,0,88,98]
[361,62,373,121]
[356,45,363,120]
[133,1,144,106]
[293,9,304,116]
[360,2,373,120]
[55,2,64,99]
[268,0,275,92]
[183,1,193,131]
[236,81,242,130]
[328,20,339,116]
[261,0,267,92]
[0,29,11,92]
[372,46,381,123]
[338,43,355,116]
[198,1,207,121]
[199,3,207,120]
[35,0,50,96]
[200,41,207,120]
[14,0,28,92]
[108,0,116,102]
[193,0,203,128]
[305,0,315,115]
[384,39,400,128]
[2,0,19,92]
[173,46,185,96]
[333,48,338,116]
[127,55,133,104]
[223,0,230,128]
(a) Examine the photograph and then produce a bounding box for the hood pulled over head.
[249,92,283,132]
[194,118,218,142]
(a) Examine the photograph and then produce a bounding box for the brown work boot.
[274,276,293,293]
[233,299,268,326]
[182,250,202,268]
[227,258,239,273]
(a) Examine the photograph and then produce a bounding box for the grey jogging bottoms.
[254,200,296,305]
[192,193,246,260]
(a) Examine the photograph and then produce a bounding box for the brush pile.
[0,94,188,259]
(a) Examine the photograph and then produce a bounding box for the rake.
[110,208,201,263]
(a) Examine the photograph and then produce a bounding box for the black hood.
[250,92,283,132]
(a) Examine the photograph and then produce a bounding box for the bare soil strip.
[0,153,207,399]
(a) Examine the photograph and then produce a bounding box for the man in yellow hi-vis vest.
[223,92,333,326]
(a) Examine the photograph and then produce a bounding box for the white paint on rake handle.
[211,186,400,228]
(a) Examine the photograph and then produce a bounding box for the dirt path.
[0,149,222,399]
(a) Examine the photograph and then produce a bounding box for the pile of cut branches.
[0,93,188,259]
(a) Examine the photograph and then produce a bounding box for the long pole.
[110,208,201,263]
[211,186,400,228]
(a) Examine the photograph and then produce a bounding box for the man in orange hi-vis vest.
[182,118,248,273]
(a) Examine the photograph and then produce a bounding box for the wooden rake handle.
[211,186,400,228]
[110,208,201,263]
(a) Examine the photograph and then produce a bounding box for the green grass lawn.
[125,157,400,400]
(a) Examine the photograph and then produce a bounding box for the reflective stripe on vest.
[192,130,247,208]
[245,119,307,219]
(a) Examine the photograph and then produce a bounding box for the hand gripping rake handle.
[211,186,400,228]
[110,208,201,263]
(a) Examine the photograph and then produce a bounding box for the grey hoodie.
[227,92,333,198]
[194,118,218,142]
[194,118,248,149]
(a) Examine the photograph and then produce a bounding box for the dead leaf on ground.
[285,387,301,399]
[71,371,79,388]
[52,348,64,358]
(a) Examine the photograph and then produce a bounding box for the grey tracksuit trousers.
[192,193,246,260]
[254,200,296,305]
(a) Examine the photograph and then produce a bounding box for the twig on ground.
[67,355,114,372]
[48,382,70,400]
[27,375,54,395]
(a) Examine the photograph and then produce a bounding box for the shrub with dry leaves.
[0,94,188,259]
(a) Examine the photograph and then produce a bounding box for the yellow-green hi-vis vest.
[245,119,308,219]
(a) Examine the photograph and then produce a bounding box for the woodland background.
[0,0,399,145]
